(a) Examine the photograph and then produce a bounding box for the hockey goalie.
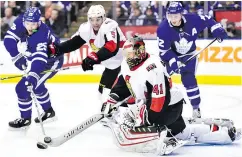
[101,35,241,155]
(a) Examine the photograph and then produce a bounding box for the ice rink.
[0,83,241,157]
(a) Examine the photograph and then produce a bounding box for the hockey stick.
[26,81,47,136]
[0,74,26,80]
[169,38,217,75]
[0,65,81,80]
[179,38,217,68]
[43,97,130,147]
[41,65,81,74]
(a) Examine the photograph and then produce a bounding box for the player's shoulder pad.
[78,21,90,33]
[77,21,90,41]
[157,19,170,37]
[183,13,200,22]
[102,18,119,32]
[10,15,25,32]
[145,55,164,73]
[36,23,50,39]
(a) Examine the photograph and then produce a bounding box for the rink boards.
[0,39,241,85]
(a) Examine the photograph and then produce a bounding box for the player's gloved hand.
[47,42,61,58]
[212,27,227,43]
[12,53,28,71]
[168,58,181,75]
[123,99,150,128]
[25,73,39,91]
[81,52,100,71]
[101,93,119,116]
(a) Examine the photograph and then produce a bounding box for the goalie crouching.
[101,35,241,155]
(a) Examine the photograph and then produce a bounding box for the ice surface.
[0,83,241,157]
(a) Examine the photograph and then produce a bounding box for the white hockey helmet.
[87,5,106,20]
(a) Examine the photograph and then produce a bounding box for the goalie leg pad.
[176,123,235,145]
[109,123,160,153]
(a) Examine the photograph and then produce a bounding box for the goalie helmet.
[87,5,106,20]
[123,35,147,69]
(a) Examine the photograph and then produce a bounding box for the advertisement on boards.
[214,10,241,30]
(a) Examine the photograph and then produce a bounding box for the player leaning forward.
[4,7,63,129]
[101,36,241,155]
[50,5,126,101]
[157,2,227,119]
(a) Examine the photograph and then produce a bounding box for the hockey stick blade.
[45,97,130,147]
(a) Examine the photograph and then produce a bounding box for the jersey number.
[158,38,164,48]
[11,23,16,30]
[37,43,47,51]
[152,84,163,95]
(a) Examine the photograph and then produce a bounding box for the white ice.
[0,83,241,157]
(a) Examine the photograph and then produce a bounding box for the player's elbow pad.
[160,49,177,62]
[96,41,119,62]
[4,38,19,57]
[58,35,86,53]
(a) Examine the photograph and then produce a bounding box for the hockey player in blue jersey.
[4,7,64,129]
[157,2,227,119]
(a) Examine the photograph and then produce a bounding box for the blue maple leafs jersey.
[4,15,62,74]
[157,13,222,61]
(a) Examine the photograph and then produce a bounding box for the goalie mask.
[123,35,147,70]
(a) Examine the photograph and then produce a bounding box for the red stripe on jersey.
[127,97,135,104]
[123,44,133,49]
[104,40,117,52]
[150,97,165,112]
[119,40,125,48]
[111,76,119,88]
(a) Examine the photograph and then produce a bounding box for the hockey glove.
[47,42,62,58]
[212,27,227,43]
[167,58,182,75]
[25,72,39,91]
[101,93,119,115]
[12,53,27,71]
[82,52,100,71]
[123,99,150,128]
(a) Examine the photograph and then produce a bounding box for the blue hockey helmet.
[23,7,41,22]
[167,2,183,14]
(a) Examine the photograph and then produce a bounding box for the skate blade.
[35,116,58,125]
[8,126,30,131]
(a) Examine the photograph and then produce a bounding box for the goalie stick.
[43,97,130,147]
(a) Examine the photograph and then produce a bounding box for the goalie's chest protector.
[120,58,154,101]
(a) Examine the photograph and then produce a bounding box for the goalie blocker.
[101,35,241,155]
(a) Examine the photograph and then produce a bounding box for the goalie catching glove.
[122,99,150,128]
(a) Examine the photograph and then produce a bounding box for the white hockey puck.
[44,136,52,144]
[37,142,48,149]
